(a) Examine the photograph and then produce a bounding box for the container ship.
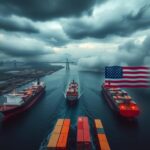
[102,84,140,118]
[65,80,79,105]
[0,79,45,121]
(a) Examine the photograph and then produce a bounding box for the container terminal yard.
[0,64,150,150]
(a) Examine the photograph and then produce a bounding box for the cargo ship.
[102,84,140,118]
[0,79,45,121]
[65,80,79,105]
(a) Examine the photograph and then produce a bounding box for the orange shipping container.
[94,119,111,150]
[47,133,60,150]
[98,134,110,150]
[56,119,64,126]
[63,119,70,127]
[57,133,68,150]
[95,119,103,129]
[53,125,62,134]
[61,126,69,134]
[56,119,70,150]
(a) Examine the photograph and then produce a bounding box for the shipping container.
[63,119,70,127]
[77,117,83,129]
[98,134,110,150]
[56,119,71,150]
[77,117,91,150]
[47,133,60,150]
[95,119,103,128]
[94,119,110,150]
[53,125,62,134]
[77,129,84,150]
[47,119,64,150]
[56,119,64,126]
[57,133,68,150]
[83,117,90,130]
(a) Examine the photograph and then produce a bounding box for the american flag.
[104,66,150,88]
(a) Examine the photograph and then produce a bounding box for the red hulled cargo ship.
[0,80,45,121]
[65,80,79,105]
[102,84,140,118]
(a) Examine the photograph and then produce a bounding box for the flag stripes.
[105,66,150,88]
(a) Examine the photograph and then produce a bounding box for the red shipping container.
[83,117,90,131]
[78,117,83,129]
[77,129,83,142]
[77,129,84,150]
[83,130,90,142]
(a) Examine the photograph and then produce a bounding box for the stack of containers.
[47,119,70,150]
[94,119,110,150]
[107,88,120,91]
[124,95,131,100]
[77,116,91,150]
[57,119,70,150]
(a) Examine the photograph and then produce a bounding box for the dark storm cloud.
[0,16,38,33]
[0,0,105,21]
[0,47,48,57]
[0,34,54,59]
[63,4,150,39]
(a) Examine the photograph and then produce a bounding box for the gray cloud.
[0,0,105,21]
[0,33,54,59]
[0,0,150,65]
[0,15,38,33]
[78,35,150,71]
[63,1,150,39]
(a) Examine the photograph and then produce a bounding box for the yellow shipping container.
[94,119,103,128]
[47,133,60,150]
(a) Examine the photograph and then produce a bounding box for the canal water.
[0,65,150,150]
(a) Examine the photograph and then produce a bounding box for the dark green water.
[0,65,150,150]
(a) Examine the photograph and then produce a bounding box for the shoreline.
[0,65,64,95]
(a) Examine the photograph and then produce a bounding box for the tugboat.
[102,83,140,118]
[65,80,79,105]
[0,78,45,121]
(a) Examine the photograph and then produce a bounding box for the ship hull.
[102,86,140,118]
[66,96,78,105]
[1,88,45,121]
[102,88,119,112]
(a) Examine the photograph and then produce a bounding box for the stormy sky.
[0,0,150,69]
